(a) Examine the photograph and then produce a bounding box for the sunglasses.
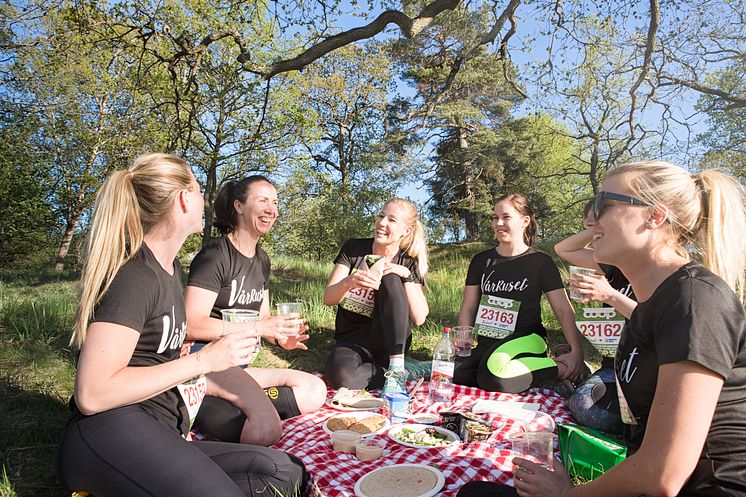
[591,191,653,221]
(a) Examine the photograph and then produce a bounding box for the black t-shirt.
[187,236,270,317]
[599,263,636,302]
[78,244,190,435]
[616,263,746,494]
[332,238,423,337]
[465,247,564,338]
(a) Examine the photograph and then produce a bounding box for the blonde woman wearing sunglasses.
[461,161,746,497]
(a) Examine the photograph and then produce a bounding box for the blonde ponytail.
[386,198,429,279]
[72,171,143,347]
[71,153,192,347]
[695,170,746,302]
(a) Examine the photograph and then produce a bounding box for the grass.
[0,242,599,497]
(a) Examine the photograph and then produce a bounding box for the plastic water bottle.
[428,327,455,404]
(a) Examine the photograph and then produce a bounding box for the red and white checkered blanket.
[271,382,572,497]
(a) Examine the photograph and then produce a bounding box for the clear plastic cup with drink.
[275,301,304,336]
[220,308,261,364]
[451,325,477,357]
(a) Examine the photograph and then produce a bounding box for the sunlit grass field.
[0,242,599,497]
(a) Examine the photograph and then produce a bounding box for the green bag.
[558,423,627,481]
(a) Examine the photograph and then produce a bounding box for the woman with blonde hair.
[323,198,429,392]
[57,153,307,497]
[462,161,746,497]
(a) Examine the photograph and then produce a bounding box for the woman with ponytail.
[323,198,429,392]
[453,193,587,394]
[58,154,307,497]
[463,161,746,497]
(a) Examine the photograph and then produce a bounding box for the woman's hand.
[383,262,412,280]
[513,458,572,497]
[570,273,615,304]
[257,314,307,341]
[554,348,587,383]
[200,331,261,373]
[346,269,381,290]
[276,332,310,351]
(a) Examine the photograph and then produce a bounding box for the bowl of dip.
[355,437,386,461]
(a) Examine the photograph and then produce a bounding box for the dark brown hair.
[494,192,538,246]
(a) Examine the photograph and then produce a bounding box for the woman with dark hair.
[454,193,587,393]
[58,154,307,497]
[184,175,326,444]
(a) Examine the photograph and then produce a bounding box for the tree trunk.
[54,208,83,272]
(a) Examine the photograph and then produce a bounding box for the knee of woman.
[379,273,406,296]
[241,418,282,446]
[296,375,327,412]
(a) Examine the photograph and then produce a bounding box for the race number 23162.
[578,321,623,338]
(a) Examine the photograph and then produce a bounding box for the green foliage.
[0,114,57,268]
[695,63,746,181]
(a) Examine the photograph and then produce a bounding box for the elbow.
[553,243,566,258]
[412,308,429,326]
[74,388,105,416]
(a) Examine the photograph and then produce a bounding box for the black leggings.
[326,274,411,390]
[57,405,307,497]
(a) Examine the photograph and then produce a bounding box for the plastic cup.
[452,325,477,357]
[331,430,362,453]
[220,309,261,363]
[276,302,304,336]
[509,431,555,470]
[568,266,598,301]
[355,437,386,461]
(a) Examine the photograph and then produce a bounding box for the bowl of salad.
[388,424,460,448]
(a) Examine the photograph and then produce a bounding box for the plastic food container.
[410,413,440,425]
[355,437,386,461]
[331,430,362,453]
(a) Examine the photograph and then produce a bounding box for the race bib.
[474,295,521,339]
[177,374,208,430]
[575,307,624,358]
[340,286,377,317]
[339,256,385,318]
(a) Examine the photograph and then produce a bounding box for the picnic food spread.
[325,413,388,435]
[388,424,459,448]
[355,464,443,497]
[328,388,386,409]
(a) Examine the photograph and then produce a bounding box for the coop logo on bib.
[157,306,187,353]
[229,276,265,306]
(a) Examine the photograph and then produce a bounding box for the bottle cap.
[443,327,451,333]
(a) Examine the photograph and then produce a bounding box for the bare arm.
[457,285,482,326]
[184,285,223,341]
[74,322,258,415]
[554,229,601,271]
[545,288,585,382]
[570,273,638,319]
[515,362,723,497]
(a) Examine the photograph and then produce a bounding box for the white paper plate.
[325,399,383,412]
[388,423,460,448]
[323,411,390,437]
[355,464,445,497]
